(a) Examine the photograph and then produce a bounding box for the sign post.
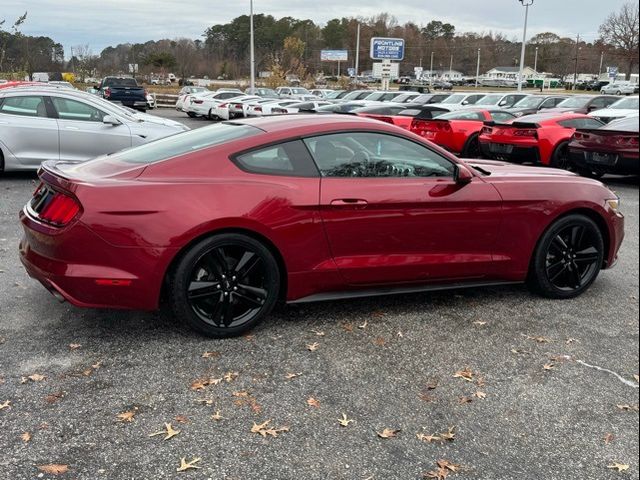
[370,37,405,91]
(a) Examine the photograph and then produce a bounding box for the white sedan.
[175,86,210,112]
[184,91,245,119]
[588,96,640,123]
[601,82,637,95]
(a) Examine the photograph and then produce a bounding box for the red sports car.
[19,115,624,337]
[569,115,639,177]
[410,109,517,157]
[479,113,605,169]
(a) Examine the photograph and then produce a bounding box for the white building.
[485,66,538,80]
[418,69,464,81]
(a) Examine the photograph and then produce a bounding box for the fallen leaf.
[116,409,137,423]
[20,432,31,443]
[149,423,180,441]
[251,420,272,434]
[617,404,639,412]
[543,363,556,371]
[285,372,302,380]
[341,323,354,332]
[0,400,11,410]
[437,460,461,473]
[223,372,239,383]
[417,433,441,443]
[377,428,400,439]
[358,320,368,329]
[196,398,215,406]
[306,343,320,352]
[307,397,321,408]
[174,415,189,424]
[373,337,386,346]
[473,321,487,326]
[604,433,615,444]
[634,374,639,383]
[37,464,69,475]
[338,414,353,427]
[440,427,456,442]
[177,457,201,472]
[22,373,46,383]
[565,338,579,345]
[424,467,449,479]
[453,368,474,382]
[201,351,220,359]
[190,378,222,391]
[607,463,630,472]
[473,391,487,399]
[211,411,224,421]
[251,420,288,437]
[68,343,82,350]
[458,396,473,405]
[311,329,325,337]
[525,335,551,344]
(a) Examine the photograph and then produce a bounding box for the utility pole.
[249,0,255,93]
[429,51,434,87]
[599,51,604,75]
[475,48,481,88]
[354,22,361,82]
[449,54,453,80]
[534,46,538,73]
[572,34,580,90]
[517,0,534,92]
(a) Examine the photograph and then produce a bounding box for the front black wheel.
[462,134,482,158]
[549,141,573,171]
[528,214,604,299]
[169,234,280,337]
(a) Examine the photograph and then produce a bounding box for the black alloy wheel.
[463,134,482,158]
[550,142,573,171]
[529,214,604,298]
[170,234,280,337]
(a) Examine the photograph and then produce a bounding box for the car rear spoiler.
[482,121,541,128]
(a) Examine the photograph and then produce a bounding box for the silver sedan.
[0,86,189,172]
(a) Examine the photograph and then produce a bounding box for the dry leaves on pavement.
[251,420,289,437]
[0,400,11,410]
[149,423,180,441]
[338,414,353,427]
[453,368,474,382]
[190,377,223,391]
[285,372,302,380]
[306,397,320,408]
[377,428,401,439]
[201,351,220,359]
[424,460,461,479]
[116,408,138,423]
[37,464,69,475]
[211,411,224,421]
[177,457,201,472]
[306,342,320,352]
[607,463,630,472]
[20,432,31,443]
[21,373,46,383]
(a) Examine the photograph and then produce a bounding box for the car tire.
[208,109,217,121]
[549,141,573,171]
[528,214,604,299]
[169,233,281,338]
[187,112,197,118]
[462,134,482,158]
[0,149,4,174]
[616,91,621,95]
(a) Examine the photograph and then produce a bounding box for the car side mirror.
[461,100,469,105]
[102,115,122,126]
[455,164,474,185]
[499,100,508,106]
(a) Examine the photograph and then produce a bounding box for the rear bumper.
[479,141,540,164]
[19,210,166,311]
[569,149,639,175]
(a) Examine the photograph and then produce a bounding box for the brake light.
[615,135,639,147]
[573,132,590,141]
[104,87,111,98]
[272,108,287,114]
[219,103,228,108]
[193,99,204,104]
[254,106,262,112]
[514,128,538,138]
[38,192,81,226]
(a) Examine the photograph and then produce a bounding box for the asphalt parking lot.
[0,109,638,480]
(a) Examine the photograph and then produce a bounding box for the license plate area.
[589,152,617,166]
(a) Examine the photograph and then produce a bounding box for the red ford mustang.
[410,109,517,157]
[19,115,625,337]
[479,113,605,169]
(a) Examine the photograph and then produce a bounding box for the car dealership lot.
[0,110,638,479]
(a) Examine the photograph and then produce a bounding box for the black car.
[431,80,453,90]
[506,95,568,117]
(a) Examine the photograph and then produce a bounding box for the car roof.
[232,113,399,135]
[514,112,590,124]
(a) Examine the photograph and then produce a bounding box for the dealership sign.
[370,38,405,61]
[321,50,348,62]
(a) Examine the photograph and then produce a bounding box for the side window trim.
[230,139,320,178]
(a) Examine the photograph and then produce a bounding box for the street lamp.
[517,0,533,92]
[249,0,256,93]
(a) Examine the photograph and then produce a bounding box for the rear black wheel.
[169,234,280,337]
[187,112,197,118]
[528,214,604,299]
[549,141,573,171]
[462,134,482,158]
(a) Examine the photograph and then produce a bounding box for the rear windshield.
[512,96,545,108]
[104,78,138,87]
[556,96,590,108]
[609,97,639,110]
[109,123,261,164]
[602,116,639,132]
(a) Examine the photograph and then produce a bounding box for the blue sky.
[1,0,632,55]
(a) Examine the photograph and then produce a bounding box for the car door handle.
[65,126,80,130]
[330,199,368,207]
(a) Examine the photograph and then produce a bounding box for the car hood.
[589,108,638,118]
[131,112,188,131]
[464,159,578,178]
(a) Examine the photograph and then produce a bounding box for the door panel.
[320,177,503,285]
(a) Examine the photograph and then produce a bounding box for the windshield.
[609,97,639,109]
[104,77,138,87]
[474,94,504,106]
[436,110,485,121]
[440,94,466,104]
[512,96,544,108]
[602,115,639,132]
[325,90,344,99]
[557,97,590,108]
[291,88,310,94]
[105,124,261,164]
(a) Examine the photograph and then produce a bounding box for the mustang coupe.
[19,115,625,337]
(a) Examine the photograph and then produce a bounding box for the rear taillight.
[573,132,590,141]
[514,128,538,138]
[30,186,81,227]
[272,108,287,114]
[616,136,639,147]
[219,103,228,108]
[193,99,204,104]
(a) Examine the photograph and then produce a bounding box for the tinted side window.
[540,98,557,109]
[51,97,106,122]
[467,95,483,104]
[590,97,609,109]
[558,119,580,129]
[491,111,516,122]
[0,96,47,117]
[233,140,318,177]
[303,132,455,178]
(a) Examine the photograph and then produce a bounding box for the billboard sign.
[370,37,405,61]
[321,50,348,62]
[607,66,618,79]
[372,62,400,79]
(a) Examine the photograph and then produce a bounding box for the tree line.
[1,3,638,82]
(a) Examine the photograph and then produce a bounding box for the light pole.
[429,51,434,87]
[249,0,255,93]
[475,48,480,88]
[354,22,361,82]
[599,51,604,75]
[534,46,538,73]
[517,0,533,92]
